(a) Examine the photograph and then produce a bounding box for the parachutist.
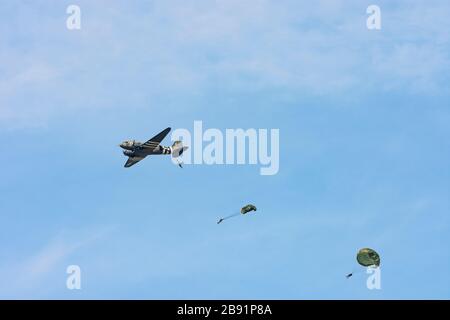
[346,248,380,279]
[217,205,257,225]
[175,158,184,168]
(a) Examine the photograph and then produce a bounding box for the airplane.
[119,127,188,168]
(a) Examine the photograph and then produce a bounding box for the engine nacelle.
[120,140,136,150]
[123,150,135,157]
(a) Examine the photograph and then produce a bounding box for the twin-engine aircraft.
[119,127,187,168]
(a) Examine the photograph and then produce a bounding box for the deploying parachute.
[171,140,188,168]
[346,248,380,278]
[217,204,258,224]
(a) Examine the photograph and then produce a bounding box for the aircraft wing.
[142,127,171,150]
[124,156,146,168]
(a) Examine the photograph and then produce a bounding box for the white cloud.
[370,43,450,93]
[0,0,449,128]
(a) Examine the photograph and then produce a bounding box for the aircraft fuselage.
[120,140,172,157]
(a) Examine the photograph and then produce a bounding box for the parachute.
[171,141,188,168]
[217,204,258,224]
[241,204,257,215]
[357,248,380,267]
[172,141,188,158]
[346,248,380,278]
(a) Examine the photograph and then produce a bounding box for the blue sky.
[0,0,449,299]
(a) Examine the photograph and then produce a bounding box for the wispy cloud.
[0,0,449,128]
[0,225,115,298]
